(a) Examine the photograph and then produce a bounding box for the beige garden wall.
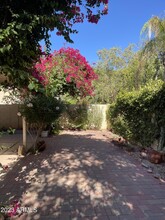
[0,104,110,130]
[0,104,22,129]
[0,87,22,129]
[88,104,109,130]
[0,91,10,104]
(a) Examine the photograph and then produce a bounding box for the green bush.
[59,104,88,130]
[20,95,64,128]
[108,80,165,147]
[59,104,104,130]
[20,94,64,150]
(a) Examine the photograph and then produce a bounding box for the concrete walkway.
[0,131,165,220]
[0,131,33,174]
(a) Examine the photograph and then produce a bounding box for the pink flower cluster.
[33,47,98,97]
[55,0,108,36]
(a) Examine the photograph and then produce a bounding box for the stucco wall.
[0,104,22,129]
[0,104,110,130]
[0,91,10,104]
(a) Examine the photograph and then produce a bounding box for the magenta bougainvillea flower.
[32,47,98,97]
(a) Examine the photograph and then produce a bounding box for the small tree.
[20,94,64,152]
[19,47,97,152]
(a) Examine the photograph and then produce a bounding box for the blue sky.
[47,0,165,64]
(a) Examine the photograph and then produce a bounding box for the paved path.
[0,132,33,176]
[0,131,165,220]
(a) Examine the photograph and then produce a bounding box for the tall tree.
[91,45,137,103]
[141,16,165,80]
[141,15,165,151]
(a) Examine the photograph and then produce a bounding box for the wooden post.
[22,117,27,149]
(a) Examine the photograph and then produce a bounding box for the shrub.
[31,47,98,97]
[59,104,104,130]
[108,80,165,148]
[20,94,64,150]
[59,104,88,130]
[20,95,64,127]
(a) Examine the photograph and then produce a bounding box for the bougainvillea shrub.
[31,47,98,97]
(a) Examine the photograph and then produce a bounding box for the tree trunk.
[33,126,43,152]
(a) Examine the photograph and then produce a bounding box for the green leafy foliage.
[7,127,16,135]
[59,105,88,130]
[20,94,64,128]
[0,0,108,88]
[90,18,165,104]
[108,80,165,147]
[57,104,104,130]
[90,44,159,104]
[19,94,64,151]
[140,16,165,81]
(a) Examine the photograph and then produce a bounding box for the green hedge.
[108,80,165,147]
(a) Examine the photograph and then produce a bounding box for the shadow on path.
[0,130,165,220]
